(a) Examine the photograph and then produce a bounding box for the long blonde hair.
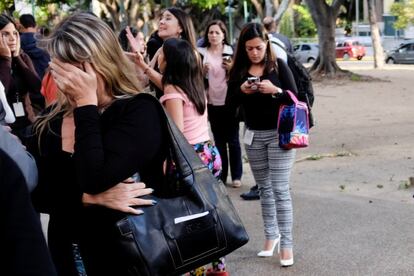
[35,12,142,138]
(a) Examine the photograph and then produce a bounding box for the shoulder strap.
[270,39,287,53]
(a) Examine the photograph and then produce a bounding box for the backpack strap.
[270,39,287,54]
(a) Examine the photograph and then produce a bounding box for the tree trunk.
[273,0,291,27]
[265,0,274,17]
[368,0,384,68]
[307,0,346,77]
[251,0,264,19]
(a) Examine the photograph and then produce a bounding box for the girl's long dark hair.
[163,7,197,48]
[229,22,277,83]
[162,38,205,115]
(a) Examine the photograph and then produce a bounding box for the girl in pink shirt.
[159,38,227,275]
[159,38,222,179]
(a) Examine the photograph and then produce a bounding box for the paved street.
[225,166,414,276]
[224,66,414,276]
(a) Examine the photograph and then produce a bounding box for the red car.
[336,39,366,60]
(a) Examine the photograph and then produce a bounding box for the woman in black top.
[30,12,168,275]
[0,15,43,141]
[226,23,297,267]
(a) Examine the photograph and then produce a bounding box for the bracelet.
[271,87,283,98]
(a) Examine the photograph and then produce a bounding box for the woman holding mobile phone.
[197,20,243,189]
[226,23,298,267]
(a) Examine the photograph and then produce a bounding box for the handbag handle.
[163,108,207,175]
[285,90,299,104]
[136,94,208,192]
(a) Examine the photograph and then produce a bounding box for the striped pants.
[245,128,296,249]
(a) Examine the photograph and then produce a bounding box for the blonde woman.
[28,12,169,275]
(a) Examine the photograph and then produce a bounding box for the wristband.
[271,87,283,98]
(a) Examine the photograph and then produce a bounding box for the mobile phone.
[247,76,260,90]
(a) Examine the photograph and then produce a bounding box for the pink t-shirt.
[205,51,227,106]
[160,87,210,145]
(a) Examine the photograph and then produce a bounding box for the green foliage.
[391,0,414,30]
[279,8,294,38]
[293,4,317,37]
[0,0,14,14]
[190,0,226,10]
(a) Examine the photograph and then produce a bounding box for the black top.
[146,31,163,61]
[0,149,57,276]
[226,59,298,130]
[29,94,169,275]
[0,53,43,134]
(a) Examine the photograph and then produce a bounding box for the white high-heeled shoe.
[280,257,294,267]
[279,248,294,267]
[257,235,281,257]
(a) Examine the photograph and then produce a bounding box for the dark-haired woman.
[158,38,226,275]
[127,7,197,98]
[0,14,43,141]
[198,20,243,188]
[226,23,297,267]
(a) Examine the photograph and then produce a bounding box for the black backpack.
[271,40,315,128]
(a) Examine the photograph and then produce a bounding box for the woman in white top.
[197,20,243,188]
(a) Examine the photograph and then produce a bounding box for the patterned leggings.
[245,129,296,249]
[193,140,222,178]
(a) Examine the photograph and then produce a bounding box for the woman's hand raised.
[49,58,98,107]
[0,35,11,57]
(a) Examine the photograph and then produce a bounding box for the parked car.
[335,39,366,60]
[385,40,414,64]
[293,43,319,64]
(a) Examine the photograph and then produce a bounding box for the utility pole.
[227,0,234,43]
[356,0,359,37]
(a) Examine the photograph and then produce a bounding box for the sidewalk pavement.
[224,163,414,275]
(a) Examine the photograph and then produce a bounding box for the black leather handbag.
[116,95,249,276]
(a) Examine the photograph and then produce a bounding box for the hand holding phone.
[247,76,260,90]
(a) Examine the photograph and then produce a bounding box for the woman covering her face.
[226,22,298,267]
[28,12,169,275]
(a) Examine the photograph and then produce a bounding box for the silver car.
[293,43,319,64]
[385,41,414,64]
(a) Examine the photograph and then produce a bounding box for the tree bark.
[265,0,274,17]
[368,0,384,68]
[251,0,264,19]
[273,0,291,27]
[307,0,346,77]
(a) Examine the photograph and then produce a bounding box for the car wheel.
[386,58,395,64]
[307,57,315,64]
[357,56,363,60]
[343,53,350,60]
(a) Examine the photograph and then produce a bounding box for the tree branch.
[274,0,291,23]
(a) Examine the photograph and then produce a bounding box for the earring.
[264,53,268,64]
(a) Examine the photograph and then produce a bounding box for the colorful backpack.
[277,90,309,149]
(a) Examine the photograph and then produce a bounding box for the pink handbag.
[277,90,309,149]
